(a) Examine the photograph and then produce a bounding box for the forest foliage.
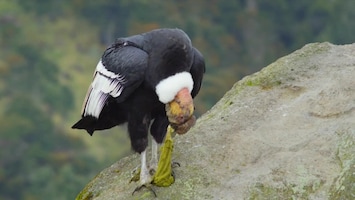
[0,0,354,199]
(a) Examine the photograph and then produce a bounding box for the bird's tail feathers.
[72,116,97,135]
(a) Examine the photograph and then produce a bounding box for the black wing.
[72,39,148,134]
[80,39,148,119]
[190,47,206,98]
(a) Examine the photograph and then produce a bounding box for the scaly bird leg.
[132,150,157,197]
[150,138,158,174]
[139,150,151,184]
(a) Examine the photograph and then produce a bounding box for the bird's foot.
[131,165,157,197]
[130,166,154,183]
[132,184,157,197]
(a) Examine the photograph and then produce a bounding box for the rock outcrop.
[76,42,355,200]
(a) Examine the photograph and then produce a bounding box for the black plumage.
[72,28,205,186]
[73,28,204,151]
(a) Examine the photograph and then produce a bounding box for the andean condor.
[72,28,205,188]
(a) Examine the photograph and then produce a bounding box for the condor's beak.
[165,88,196,134]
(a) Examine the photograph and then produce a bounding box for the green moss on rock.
[76,186,94,200]
[248,179,325,200]
[329,130,355,199]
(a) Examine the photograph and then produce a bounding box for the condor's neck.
[154,72,194,104]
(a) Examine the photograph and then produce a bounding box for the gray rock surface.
[76,42,355,200]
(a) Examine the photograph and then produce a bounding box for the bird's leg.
[139,149,152,185]
[130,140,159,182]
[132,149,157,197]
[149,138,158,174]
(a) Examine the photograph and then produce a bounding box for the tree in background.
[0,7,97,199]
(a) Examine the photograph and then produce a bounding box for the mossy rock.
[75,42,355,199]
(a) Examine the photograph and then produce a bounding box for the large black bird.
[72,28,205,187]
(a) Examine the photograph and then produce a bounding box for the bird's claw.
[172,161,181,168]
[132,184,157,197]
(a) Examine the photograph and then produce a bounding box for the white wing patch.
[82,60,125,118]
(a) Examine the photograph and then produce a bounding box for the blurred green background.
[0,0,354,199]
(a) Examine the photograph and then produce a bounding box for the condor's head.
[155,72,196,134]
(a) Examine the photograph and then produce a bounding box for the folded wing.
[81,41,148,119]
